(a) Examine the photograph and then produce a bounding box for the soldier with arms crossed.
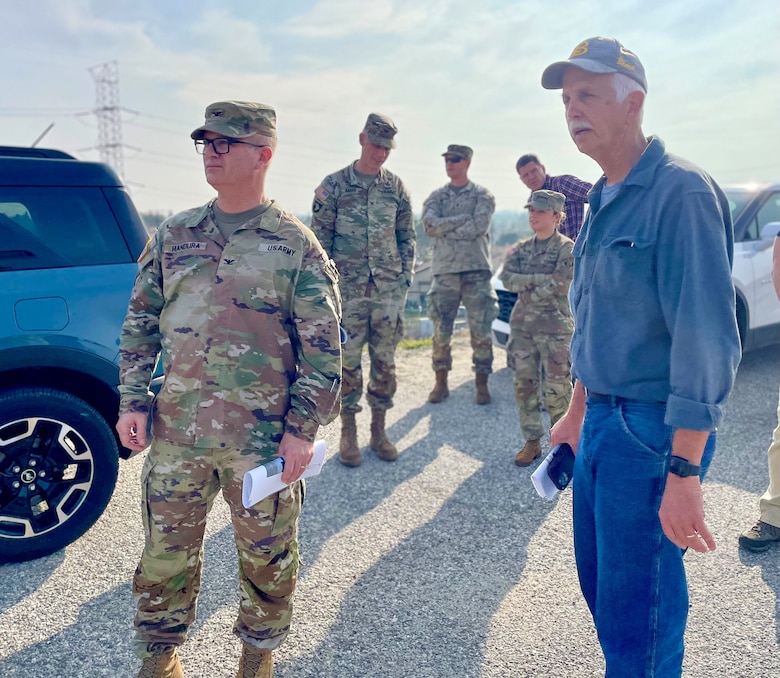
[116,101,343,678]
[422,144,498,405]
[501,189,573,466]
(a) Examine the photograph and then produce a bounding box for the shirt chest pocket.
[229,251,290,313]
[536,250,559,274]
[596,235,655,298]
[162,251,218,297]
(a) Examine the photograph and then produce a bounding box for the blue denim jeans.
[573,397,716,677]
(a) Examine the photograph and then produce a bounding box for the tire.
[736,297,747,349]
[0,387,119,563]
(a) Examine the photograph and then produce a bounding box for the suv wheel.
[0,387,119,562]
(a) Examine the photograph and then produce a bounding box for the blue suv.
[0,146,147,562]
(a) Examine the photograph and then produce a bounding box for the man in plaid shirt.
[516,153,592,240]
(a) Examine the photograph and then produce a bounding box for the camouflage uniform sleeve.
[528,239,575,303]
[285,238,343,441]
[395,181,416,285]
[309,177,337,256]
[422,189,469,238]
[117,227,165,415]
[448,188,496,240]
[500,242,535,292]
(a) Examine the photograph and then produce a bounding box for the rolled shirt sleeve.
[657,188,741,430]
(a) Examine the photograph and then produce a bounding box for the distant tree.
[496,230,521,246]
[140,211,172,233]
[414,215,433,258]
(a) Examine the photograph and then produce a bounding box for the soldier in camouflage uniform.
[422,144,498,405]
[500,190,574,466]
[310,113,415,467]
[116,102,342,678]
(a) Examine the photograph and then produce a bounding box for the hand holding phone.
[546,443,575,490]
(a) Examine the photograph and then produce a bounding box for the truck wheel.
[0,387,119,562]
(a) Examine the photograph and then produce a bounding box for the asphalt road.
[1,338,778,678]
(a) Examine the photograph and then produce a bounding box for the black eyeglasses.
[445,156,463,164]
[194,138,268,155]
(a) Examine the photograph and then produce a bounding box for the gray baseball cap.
[363,113,398,149]
[541,37,647,92]
[191,101,277,140]
[525,190,566,212]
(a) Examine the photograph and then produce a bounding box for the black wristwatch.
[668,456,701,478]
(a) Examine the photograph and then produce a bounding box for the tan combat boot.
[370,408,398,461]
[238,645,273,678]
[137,648,184,678]
[475,373,491,405]
[515,439,542,467]
[339,412,361,467]
[427,370,449,403]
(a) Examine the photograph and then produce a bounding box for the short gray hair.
[613,73,645,123]
[250,133,277,151]
[613,72,646,101]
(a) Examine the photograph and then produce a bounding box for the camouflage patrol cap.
[191,101,277,140]
[442,144,473,161]
[363,112,398,149]
[541,37,647,92]
[525,189,566,212]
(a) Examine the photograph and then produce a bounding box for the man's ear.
[626,90,645,117]
[257,146,273,167]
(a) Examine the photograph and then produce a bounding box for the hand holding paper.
[242,440,327,508]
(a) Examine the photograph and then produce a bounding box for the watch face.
[669,457,700,477]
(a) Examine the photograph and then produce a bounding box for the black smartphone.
[546,443,575,490]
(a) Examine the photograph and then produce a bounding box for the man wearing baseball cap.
[546,38,741,675]
[117,101,343,678]
[311,113,416,467]
[422,144,498,405]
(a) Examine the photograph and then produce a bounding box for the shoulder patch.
[137,237,152,263]
[315,185,330,201]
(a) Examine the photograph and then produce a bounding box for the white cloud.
[0,0,776,216]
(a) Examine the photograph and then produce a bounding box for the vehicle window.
[756,193,780,238]
[0,187,130,271]
[724,189,752,222]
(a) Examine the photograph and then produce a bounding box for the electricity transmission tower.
[89,60,126,180]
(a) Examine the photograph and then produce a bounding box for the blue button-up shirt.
[570,137,741,431]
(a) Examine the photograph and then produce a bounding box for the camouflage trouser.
[427,270,498,374]
[510,330,572,441]
[132,439,303,658]
[341,278,407,414]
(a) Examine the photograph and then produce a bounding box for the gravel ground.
[0,337,778,678]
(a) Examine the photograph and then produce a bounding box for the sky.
[1,0,778,217]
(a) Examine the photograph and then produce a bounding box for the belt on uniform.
[587,392,666,406]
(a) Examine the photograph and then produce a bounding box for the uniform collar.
[346,161,387,187]
[447,180,474,193]
[183,199,283,235]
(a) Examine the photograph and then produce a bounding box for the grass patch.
[399,337,432,350]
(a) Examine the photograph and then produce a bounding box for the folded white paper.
[242,440,327,508]
[530,447,561,500]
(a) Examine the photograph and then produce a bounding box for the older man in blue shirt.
[547,38,741,677]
